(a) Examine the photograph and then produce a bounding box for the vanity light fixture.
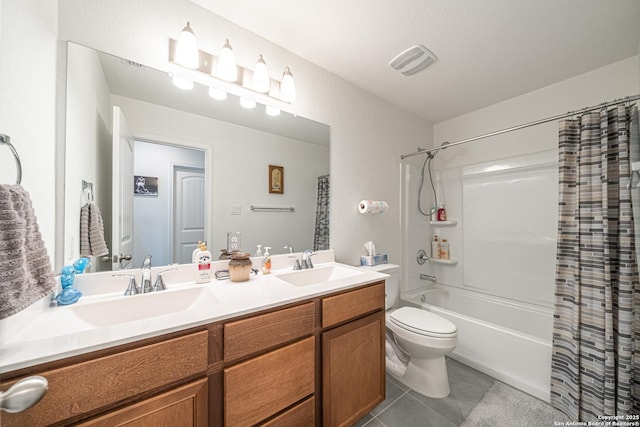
[240,97,257,109]
[208,86,227,100]
[168,22,297,115]
[174,22,199,69]
[217,39,238,82]
[280,67,296,103]
[265,105,281,117]
[252,54,270,93]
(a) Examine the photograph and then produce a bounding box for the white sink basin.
[70,286,218,327]
[276,265,364,287]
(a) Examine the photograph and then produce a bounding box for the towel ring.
[0,134,22,184]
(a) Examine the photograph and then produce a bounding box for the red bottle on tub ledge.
[437,204,447,221]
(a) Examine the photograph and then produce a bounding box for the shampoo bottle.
[437,203,447,221]
[431,235,441,259]
[262,246,272,274]
[195,242,212,283]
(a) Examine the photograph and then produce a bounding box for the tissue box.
[360,254,388,266]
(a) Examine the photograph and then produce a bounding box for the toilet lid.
[390,307,457,337]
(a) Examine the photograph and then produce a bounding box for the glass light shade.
[265,105,281,116]
[217,39,238,82]
[208,86,227,100]
[280,67,296,103]
[172,75,193,90]
[252,54,270,93]
[240,97,256,109]
[174,22,199,69]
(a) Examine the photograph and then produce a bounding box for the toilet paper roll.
[358,200,389,214]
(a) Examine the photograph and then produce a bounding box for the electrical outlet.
[227,231,242,251]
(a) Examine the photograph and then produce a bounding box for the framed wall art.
[269,165,284,194]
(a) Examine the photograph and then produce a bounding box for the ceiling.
[191,0,640,123]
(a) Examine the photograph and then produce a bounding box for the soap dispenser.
[195,242,212,283]
[262,246,272,274]
[255,244,263,257]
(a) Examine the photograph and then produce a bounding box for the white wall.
[57,0,432,267]
[0,0,58,257]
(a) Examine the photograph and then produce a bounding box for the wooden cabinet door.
[322,311,385,427]
[77,378,208,427]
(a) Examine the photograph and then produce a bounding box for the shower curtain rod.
[400,94,640,160]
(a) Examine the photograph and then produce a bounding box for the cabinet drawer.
[77,378,208,427]
[224,301,315,361]
[224,336,315,427]
[262,396,315,427]
[1,331,208,427]
[322,282,384,328]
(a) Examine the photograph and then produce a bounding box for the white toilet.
[371,264,458,398]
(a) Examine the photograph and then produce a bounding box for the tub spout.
[419,273,437,283]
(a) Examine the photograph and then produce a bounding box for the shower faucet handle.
[417,249,429,265]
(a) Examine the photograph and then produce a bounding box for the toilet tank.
[365,263,400,309]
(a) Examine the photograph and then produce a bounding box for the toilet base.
[389,355,450,398]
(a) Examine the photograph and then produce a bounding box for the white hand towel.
[0,184,56,319]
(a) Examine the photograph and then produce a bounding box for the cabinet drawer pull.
[0,376,48,413]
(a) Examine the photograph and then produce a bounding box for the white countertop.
[0,250,388,374]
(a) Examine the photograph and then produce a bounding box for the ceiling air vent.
[389,44,437,76]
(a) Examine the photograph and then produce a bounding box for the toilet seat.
[389,307,457,338]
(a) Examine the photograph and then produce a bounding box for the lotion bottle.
[195,242,212,283]
[262,246,272,274]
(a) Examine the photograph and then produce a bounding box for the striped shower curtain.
[313,175,330,251]
[551,104,640,420]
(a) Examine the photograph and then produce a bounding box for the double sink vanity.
[0,250,387,427]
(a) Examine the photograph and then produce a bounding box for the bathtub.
[401,285,553,402]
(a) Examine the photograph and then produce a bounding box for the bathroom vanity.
[0,252,386,427]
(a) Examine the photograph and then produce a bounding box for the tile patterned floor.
[354,358,555,427]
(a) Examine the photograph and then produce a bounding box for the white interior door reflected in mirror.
[112,106,134,270]
[173,166,205,263]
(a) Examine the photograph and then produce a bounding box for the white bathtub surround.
[402,286,553,402]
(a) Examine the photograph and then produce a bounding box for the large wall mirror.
[63,42,330,271]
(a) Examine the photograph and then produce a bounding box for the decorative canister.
[228,252,253,282]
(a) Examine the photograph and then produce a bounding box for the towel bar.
[0,134,22,184]
[250,205,295,212]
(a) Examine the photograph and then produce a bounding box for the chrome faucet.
[141,255,153,293]
[294,249,315,270]
[419,273,437,283]
[283,244,294,254]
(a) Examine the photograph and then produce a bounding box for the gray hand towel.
[80,202,109,257]
[0,184,56,319]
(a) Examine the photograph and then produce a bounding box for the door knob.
[0,376,48,413]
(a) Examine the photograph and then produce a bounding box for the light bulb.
[280,67,296,103]
[208,87,227,100]
[174,22,199,69]
[240,97,256,109]
[265,105,281,116]
[172,75,193,90]
[252,54,270,93]
[217,39,237,82]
